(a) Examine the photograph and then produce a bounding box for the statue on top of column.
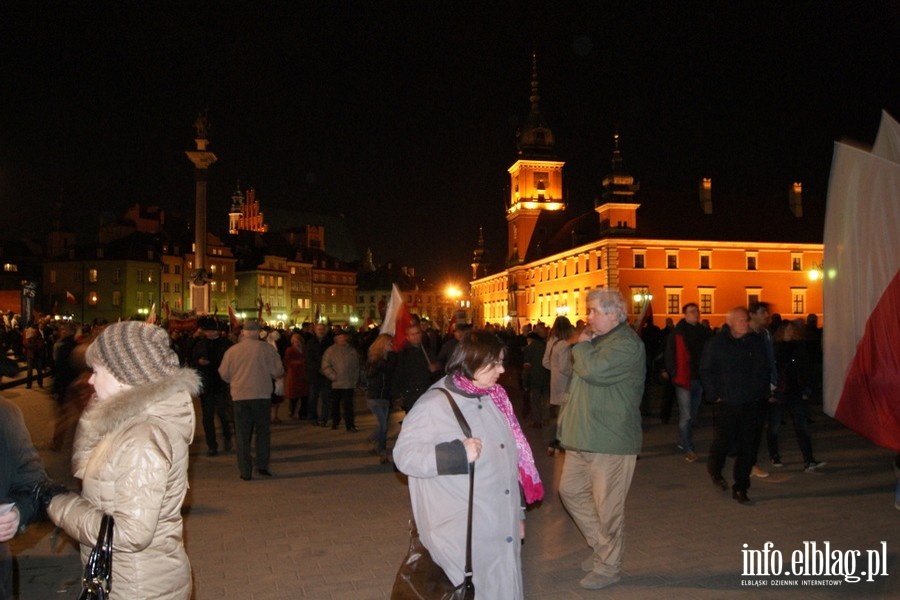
[193,111,210,140]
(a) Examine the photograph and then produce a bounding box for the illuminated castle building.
[470,59,824,329]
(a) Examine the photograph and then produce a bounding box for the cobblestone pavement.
[5,380,898,599]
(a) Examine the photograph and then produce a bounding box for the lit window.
[792,288,807,314]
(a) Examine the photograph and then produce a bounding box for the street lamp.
[807,262,824,282]
[445,285,462,303]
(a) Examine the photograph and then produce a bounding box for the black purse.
[77,514,114,600]
[391,389,475,600]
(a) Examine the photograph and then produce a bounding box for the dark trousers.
[26,355,44,388]
[233,398,271,478]
[200,391,232,452]
[767,393,814,463]
[309,378,331,425]
[330,388,355,429]
[708,400,763,492]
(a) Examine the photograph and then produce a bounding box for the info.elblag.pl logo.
[741,541,889,586]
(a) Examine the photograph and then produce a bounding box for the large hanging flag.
[381,284,412,351]
[823,110,900,451]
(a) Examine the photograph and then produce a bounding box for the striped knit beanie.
[86,321,179,386]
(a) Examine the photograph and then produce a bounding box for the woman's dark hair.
[550,315,574,340]
[445,330,505,380]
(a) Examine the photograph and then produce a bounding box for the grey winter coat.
[393,376,525,600]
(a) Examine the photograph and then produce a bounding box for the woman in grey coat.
[394,330,543,599]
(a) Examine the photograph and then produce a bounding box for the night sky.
[1,2,898,285]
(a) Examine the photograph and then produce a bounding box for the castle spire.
[516,52,555,159]
[471,226,490,280]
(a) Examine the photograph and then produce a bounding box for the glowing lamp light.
[807,262,824,282]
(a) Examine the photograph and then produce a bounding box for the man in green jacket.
[557,289,645,590]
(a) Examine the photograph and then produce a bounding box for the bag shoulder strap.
[436,387,475,584]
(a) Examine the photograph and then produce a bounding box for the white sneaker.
[751,465,769,478]
[805,461,827,472]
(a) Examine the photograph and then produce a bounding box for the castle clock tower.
[506,54,565,265]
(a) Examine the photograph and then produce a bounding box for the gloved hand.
[32,480,69,520]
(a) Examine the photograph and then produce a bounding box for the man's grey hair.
[586,288,628,324]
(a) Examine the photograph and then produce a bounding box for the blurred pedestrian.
[701,307,771,504]
[284,333,309,420]
[219,319,284,480]
[364,333,394,463]
[663,303,711,463]
[190,317,233,457]
[542,316,576,455]
[47,321,199,600]
[1,396,56,599]
[321,329,360,432]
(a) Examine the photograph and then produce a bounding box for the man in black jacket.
[392,323,438,412]
[700,307,771,504]
[191,318,233,456]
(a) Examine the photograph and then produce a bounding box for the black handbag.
[77,514,114,600]
[391,389,475,600]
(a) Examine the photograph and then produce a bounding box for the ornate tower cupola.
[228,181,245,234]
[506,54,566,265]
[471,226,490,280]
[596,132,641,234]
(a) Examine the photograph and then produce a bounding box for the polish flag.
[381,284,412,351]
[823,110,900,451]
[227,304,240,330]
[65,291,77,304]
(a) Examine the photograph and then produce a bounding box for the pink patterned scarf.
[452,372,544,504]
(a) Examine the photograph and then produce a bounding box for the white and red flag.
[380,284,412,352]
[65,290,77,304]
[227,304,240,330]
[823,110,900,451]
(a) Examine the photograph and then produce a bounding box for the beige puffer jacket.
[48,368,199,600]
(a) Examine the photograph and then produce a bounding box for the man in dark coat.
[305,322,333,425]
[701,307,771,504]
[1,397,51,597]
[392,323,438,412]
[191,317,234,456]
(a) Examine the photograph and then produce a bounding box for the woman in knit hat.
[47,321,200,599]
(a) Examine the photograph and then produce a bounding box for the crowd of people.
[2,293,896,598]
